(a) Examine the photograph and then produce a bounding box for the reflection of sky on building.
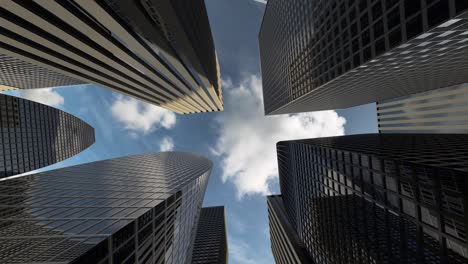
[0,152,211,263]
[278,135,468,263]
[378,83,468,133]
[0,94,94,178]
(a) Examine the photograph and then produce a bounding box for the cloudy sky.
[5,0,377,263]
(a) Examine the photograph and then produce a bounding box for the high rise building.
[274,134,468,263]
[267,195,312,264]
[259,0,468,115]
[0,54,83,89]
[377,83,468,133]
[191,206,228,264]
[0,152,212,263]
[0,0,222,114]
[0,93,94,178]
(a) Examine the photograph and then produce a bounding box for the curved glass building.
[0,93,94,178]
[0,152,212,264]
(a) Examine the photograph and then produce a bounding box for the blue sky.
[5,0,377,263]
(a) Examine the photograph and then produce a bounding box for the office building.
[0,54,83,89]
[0,152,212,263]
[274,134,468,263]
[0,93,94,178]
[267,195,311,264]
[377,83,468,133]
[0,0,222,114]
[191,206,228,264]
[259,0,468,115]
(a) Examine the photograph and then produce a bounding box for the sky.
[4,0,378,263]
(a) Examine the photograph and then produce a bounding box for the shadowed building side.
[0,93,94,178]
[259,0,468,115]
[267,195,312,264]
[191,206,228,264]
[274,134,468,263]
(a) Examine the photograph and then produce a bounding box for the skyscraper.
[191,206,228,264]
[0,0,222,114]
[0,93,94,178]
[0,152,212,263]
[273,134,468,263]
[0,54,83,89]
[377,83,468,133]
[259,0,468,115]
[267,195,311,264]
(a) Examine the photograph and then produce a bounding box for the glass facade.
[0,152,212,263]
[259,0,468,115]
[267,195,312,264]
[0,94,94,178]
[377,83,468,133]
[0,54,83,89]
[191,206,228,264]
[276,134,468,263]
[0,0,222,114]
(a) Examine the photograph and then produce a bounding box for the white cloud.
[212,75,346,198]
[111,96,176,135]
[17,88,64,107]
[229,237,272,264]
[159,136,175,152]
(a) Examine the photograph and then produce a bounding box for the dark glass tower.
[191,206,228,264]
[0,93,94,178]
[259,0,468,115]
[273,134,468,263]
[0,0,222,114]
[0,152,212,263]
[267,195,312,264]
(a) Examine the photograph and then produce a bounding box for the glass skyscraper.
[267,195,311,264]
[271,134,468,263]
[259,0,468,115]
[377,83,468,133]
[0,152,212,263]
[0,54,83,90]
[0,93,94,178]
[0,0,222,114]
[191,206,228,264]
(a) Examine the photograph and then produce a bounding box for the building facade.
[267,195,312,264]
[377,83,468,133]
[275,134,468,263]
[191,206,228,264]
[0,152,212,263]
[0,0,222,114]
[0,93,94,178]
[259,0,468,115]
[0,54,83,89]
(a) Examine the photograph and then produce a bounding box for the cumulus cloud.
[212,75,346,198]
[111,96,176,135]
[159,136,175,152]
[17,88,64,107]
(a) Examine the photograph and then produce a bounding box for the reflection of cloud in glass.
[378,83,468,133]
[0,152,212,263]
